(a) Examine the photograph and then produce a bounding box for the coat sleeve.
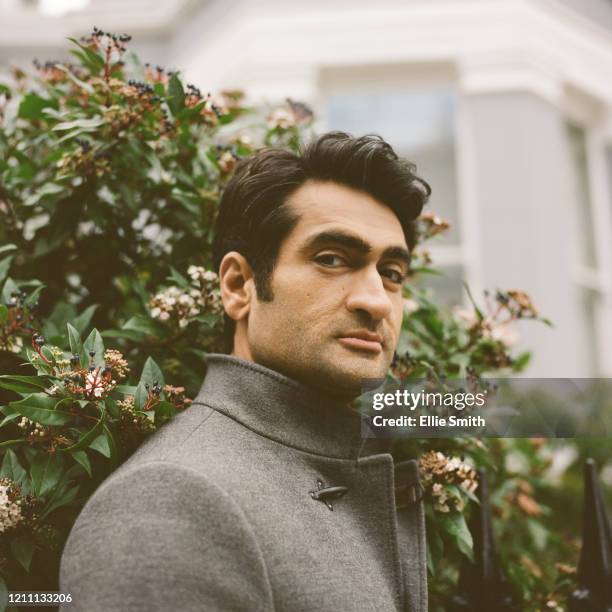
[59,460,274,612]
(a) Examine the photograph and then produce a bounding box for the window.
[566,123,597,269]
[565,121,612,375]
[324,85,463,305]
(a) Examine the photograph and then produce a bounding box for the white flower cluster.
[267,108,295,130]
[0,335,23,354]
[104,349,130,380]
[431,482,465,513]
[150,266,223,329]
[419,450,478,514]
[187,265,218,286]
[85,371,105,398]
[0,483,23,533]
[17,416,46,438]
[49,346,70,370]
[453,306,519,348]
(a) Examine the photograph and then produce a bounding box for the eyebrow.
[300,230,412,269]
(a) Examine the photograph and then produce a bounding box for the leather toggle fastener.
[394,459,425,510]
[395,482,424,509]
[309,479,348,511]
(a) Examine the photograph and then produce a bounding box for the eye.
[315,253,347,267]
[380,268,406,284]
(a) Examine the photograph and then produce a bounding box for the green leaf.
[21,446,37,466]
[425,513,444,575]
[53,117,105,131]
[0,375,54,394]
[133,382,148,412]
[463,282,485,322]
[26,347,52,374]
[72,304,98,335]
[23,283,45,308]
[441,512,473,561]
[30,452,65,497]
[46,301,77,330]
[70,450,92,477]
[0,256,12,285]
[53,63,94,93]
[0,449,27,484]
[122,314,163,336]
[0,439,26,450]
[11,537,35,572]
[154,400,176,427]
[140,356,165,389]
[1,277,17,303]
[58,407,105,454]
[166,266,189,287]
[101,329,147,342]
[18,93,56,120]
[67,322,82,358]
[69,49,97,73]
[89,432,110,458]
[195,313,221,329]
[0,413,20,428]
[82,328,105,366]
[0,244,17,257]
[23,183,67,207]
[526,518,549,550]
[171,187,202,215]
[0,304,7,324]
[167,72,185,116]
[9,394,73,426]
[41,483,79,519]
[115,385,137,395]
[68,38,105,73]
[105,398,119,419]
[512,351,532,372]
[103,425,119,468]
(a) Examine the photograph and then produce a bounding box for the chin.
[325,358,389,391]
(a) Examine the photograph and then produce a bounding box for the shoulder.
[65,459,252,541]
[89,458,232,509]
[60,459,273,611]
[120,402,216,465]
[123,400,273,480]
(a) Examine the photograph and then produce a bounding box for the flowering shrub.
[149,266,223,329]
[0,29,606,611]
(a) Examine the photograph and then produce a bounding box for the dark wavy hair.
[212,131,431,352]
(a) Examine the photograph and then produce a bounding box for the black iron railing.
[447,459,611,611]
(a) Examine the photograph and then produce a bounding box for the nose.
[345,265,393,321]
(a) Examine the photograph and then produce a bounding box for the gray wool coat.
[59,354,428,611]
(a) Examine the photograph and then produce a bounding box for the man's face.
[244,180,410,402]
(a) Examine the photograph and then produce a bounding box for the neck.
[195,353,392,460]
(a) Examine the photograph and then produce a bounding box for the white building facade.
[2,0,612,377]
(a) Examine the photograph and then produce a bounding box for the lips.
[337,330,384,354]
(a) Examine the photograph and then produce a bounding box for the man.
[60,131,431,611]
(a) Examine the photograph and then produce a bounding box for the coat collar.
[194,353,392,461]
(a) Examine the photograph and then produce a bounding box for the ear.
[218,252,255,322]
